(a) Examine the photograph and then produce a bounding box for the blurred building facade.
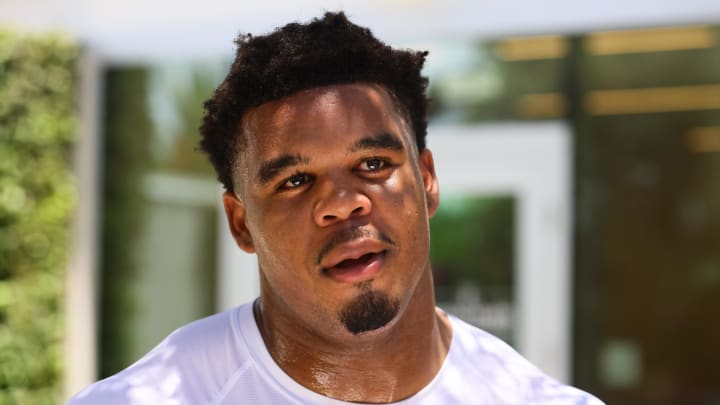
[3,2,720,404]
[94,23,720,405]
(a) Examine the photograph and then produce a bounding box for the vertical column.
[64,51,102,399]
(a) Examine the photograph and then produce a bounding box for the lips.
[320,240,388,284]
[334,252,379,269]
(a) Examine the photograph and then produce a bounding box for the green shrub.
[0,30,78,404]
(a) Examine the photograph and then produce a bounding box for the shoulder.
[66,304,255,405]
[444,314,605,404]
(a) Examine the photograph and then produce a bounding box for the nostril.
[314,192,371,226]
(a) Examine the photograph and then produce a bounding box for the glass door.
[428,122,572,382]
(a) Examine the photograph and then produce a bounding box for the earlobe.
[419,149,440,218]
[222,191,256,253]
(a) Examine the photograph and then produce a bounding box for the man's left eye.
[360,158,387,171]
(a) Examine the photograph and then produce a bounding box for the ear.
[418,148,440,218]
[222,191,256,253]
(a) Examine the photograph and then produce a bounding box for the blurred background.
[2,1,720,404]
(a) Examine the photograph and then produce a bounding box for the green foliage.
[0,30,78,403]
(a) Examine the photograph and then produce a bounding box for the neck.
[254,268,453,403]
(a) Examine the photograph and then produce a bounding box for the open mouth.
[333,252,381,269]
[323,250,387,283]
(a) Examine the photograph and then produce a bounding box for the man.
[69,12,603,404]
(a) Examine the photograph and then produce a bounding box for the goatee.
[340,289,399,335]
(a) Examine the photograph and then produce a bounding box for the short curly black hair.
[199,11,429,192]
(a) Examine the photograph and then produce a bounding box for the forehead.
[242,83,407,142]
[236,83,413,177]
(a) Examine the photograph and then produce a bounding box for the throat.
[254,269,452,403]
[261,311,451,403]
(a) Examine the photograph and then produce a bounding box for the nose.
[313,180,372,227]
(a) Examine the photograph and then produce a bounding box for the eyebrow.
[349,133,405,153]
[255,133,404,186]
[256,154,309,185]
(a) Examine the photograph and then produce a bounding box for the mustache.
[315,227,396,266]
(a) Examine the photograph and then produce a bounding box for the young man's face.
[223,83,439,339]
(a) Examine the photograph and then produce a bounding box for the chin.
[339,289,401,335]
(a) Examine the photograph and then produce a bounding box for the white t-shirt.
[68,303,604,404]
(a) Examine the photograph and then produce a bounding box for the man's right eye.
[279,173,312,190]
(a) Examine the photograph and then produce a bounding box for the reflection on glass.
[148,61,226,173]
[430,194,515,344]
[423,26,720,402]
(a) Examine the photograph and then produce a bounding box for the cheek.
[245,199,318,280]
[244,203,297,268]
[380,172,431,245]
[386,170,429,218]
[251,219,320,307]
[248,196,309,242]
